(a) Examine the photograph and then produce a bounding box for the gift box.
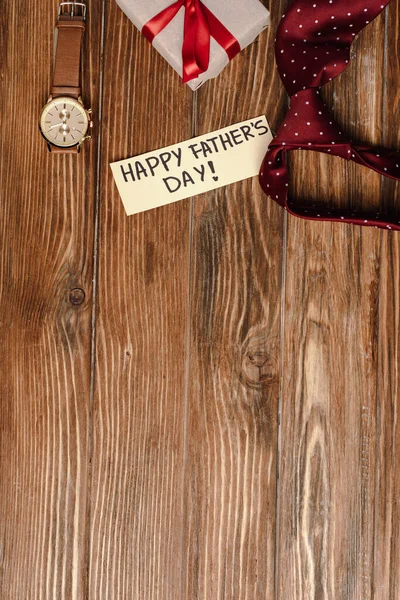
[116,0,270,91]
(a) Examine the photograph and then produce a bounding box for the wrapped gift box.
[116,0,270,90]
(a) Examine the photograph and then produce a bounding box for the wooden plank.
[181,2,287,598]
[374,3,400,598]
[87,3,193,599]
[0,0,102,597]
[278,13,387,600]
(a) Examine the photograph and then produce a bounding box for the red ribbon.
[142,0,241,83]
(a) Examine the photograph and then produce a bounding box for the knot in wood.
[69,288,86,306]
[241,348,277,388]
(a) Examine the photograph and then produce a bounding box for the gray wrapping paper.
[115,0,270,90]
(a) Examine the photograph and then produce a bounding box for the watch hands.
[49,122,65,130]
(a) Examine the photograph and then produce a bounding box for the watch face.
[39,97,89,147]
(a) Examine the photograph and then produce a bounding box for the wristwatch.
[39,2,93,153]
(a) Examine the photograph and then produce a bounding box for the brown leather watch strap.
[51,145,79,154]
[52,15,85,99]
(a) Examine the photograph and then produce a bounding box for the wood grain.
[1,2,400,599]
[374,3,400,598]
[87,3,193,598]
[181,2,287,598]
[278,11,386,600]
[0,0,102,598]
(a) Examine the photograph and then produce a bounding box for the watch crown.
[87,108,92,114]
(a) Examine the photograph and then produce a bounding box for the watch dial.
[40,97,89,147]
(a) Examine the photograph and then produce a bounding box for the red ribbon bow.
[142,0,241,83]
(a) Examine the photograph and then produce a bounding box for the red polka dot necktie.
[259,0,400,231]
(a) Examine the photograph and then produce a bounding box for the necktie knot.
[272,89,352,159]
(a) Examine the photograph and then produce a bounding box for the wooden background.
[1,0,399,598]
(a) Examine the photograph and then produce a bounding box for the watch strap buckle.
[58,2,87,20]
